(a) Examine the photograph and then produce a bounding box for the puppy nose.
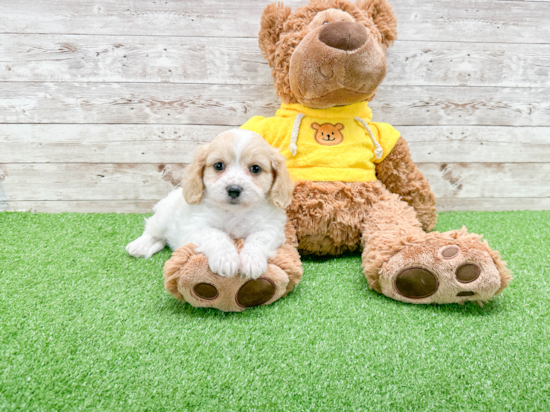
[318,21,368,51]
[227,185,242,198]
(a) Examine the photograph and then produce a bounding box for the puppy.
[126,129,294,279]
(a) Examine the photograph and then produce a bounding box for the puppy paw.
[126,234,166,258]
[207,246,240,277]
[240,249,268,279]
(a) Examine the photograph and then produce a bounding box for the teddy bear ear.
[259,2,292,66]
[311,122,320,130]
[356,0,398,49]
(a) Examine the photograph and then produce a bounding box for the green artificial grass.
[0,211,549,411]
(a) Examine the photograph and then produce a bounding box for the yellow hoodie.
[241,102,401,182]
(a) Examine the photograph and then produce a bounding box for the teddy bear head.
[259,0,397,109]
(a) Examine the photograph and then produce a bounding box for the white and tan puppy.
[126,129,294,279]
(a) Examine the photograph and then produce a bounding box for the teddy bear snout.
[318,21,368,52]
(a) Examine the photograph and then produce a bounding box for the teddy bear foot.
[164,244,301,312]
[373,229,511,305]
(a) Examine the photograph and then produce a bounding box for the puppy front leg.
[193,228,241,277]
[240,230,284,279]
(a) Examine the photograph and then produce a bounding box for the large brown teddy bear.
[164,0,511,311]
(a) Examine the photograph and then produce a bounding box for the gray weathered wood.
[0,0,548,44]
[0,35,269,85]
[0,0,548,213]
[5,198,550,213]
[436,198,550,212]
[2,200,157,213]
[2,34,550,88]
[420,162,550,198]
[1,82,549,126]
[0,163,186,201]
[1,124,549,164]
[1,162,548,202]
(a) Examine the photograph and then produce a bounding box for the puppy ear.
[181,144,209,204]
[356,0,397,49]
[259,2,292,66]
[269,151,294,209]
[311,122,320,130]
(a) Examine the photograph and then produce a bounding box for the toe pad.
[236,278,276,308]
[395,267,439,299]
[193,283,218,300]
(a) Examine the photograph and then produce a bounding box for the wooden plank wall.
[0,0,549,213]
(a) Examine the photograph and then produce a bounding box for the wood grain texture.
[1,163,548,202]
[0,35,269,85]
[2,200,157,213]
[0,124,226,163]
[435,198,550,212]
[0,0,548,44]
[1,124,549,164]
[0,163,187,201]
[3,35,550,88]
[5,198,550,213]
[1,82,549,126]
[0,0,548,213]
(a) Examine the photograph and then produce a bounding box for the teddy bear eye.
[213,162,225,171]
[250,165,262,174]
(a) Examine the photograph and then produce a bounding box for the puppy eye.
[323,21,328,25]
[213,162,225,171]
[249,165,262,174]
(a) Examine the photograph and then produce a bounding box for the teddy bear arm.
[376,137,437,231]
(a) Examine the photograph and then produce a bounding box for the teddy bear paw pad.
[378,238,503,305]
[236,278,276,308]
[193,283,219,300]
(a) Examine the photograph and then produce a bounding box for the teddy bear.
[163,0,511,311]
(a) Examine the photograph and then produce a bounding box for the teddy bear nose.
[318,21,368,51]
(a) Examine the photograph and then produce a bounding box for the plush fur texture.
[255,0,510,305]
[260,0,397,107]
[159,0,510,309]
[375,137,437,232]
[163,222,303,312]
[127,129,294,280]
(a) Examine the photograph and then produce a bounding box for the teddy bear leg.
[361,190,511,305]
[163,229,302,312]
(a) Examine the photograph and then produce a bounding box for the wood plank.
[0,124,226,163]
[1,163,549,202]
[0,0,302,38]
[0,163,187,201]
[5,198,549,213]
[387,41,550,88]
[2,200,157,213]
[393,0,550,44]
[0,82,280,125]
[2,34,550,88]
[417,163,550,198]
[1,124,549,164]
[0,35,269,85]
[399,126,550,163]
[435,197,550,212]
[0,0,548,44]
[1,82,549,126]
